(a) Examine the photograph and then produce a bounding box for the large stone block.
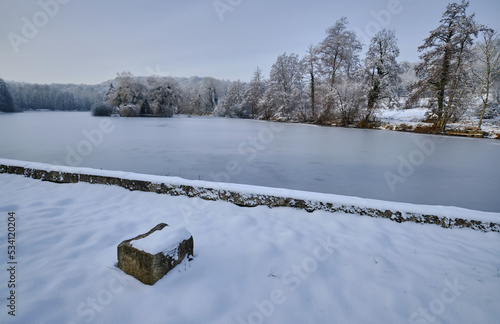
[117,223,194,285]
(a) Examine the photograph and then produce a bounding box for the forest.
[1,1,499,132]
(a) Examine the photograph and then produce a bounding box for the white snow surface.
[0,171,499,323]
[130,226,191,256]
[376,107,500,138]
[377,108,428,123]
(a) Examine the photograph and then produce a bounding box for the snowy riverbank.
[376,108,500,138]
[0,170,499,323]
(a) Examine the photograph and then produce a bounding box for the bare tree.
[302,45,320,121]
[470,29,500,130]
[318,17,362,87]
[316,17,362,123]
[333,80,366,126]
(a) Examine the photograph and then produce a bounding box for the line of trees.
[1,74,234,116]
[96,72,233,117]
[216,1,500,131]
[3,81,104,112]
[0,78,15,113]
[214,20,406,125]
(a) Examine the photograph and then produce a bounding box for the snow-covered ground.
[377,108,429,124]
[0,172,499,324]
[376,108,500,138]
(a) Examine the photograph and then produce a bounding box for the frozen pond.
[1,111,499,212]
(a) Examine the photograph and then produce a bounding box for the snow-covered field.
[1,172,499,324]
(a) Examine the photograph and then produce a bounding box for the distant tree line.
[0,78,15,112]
[2,81,105,112]
[1,73,233,117]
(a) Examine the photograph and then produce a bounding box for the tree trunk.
[478,86,489,130]
[310,70,316,120]
[478,48,493,130]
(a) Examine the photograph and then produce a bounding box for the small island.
[93,72,178,118]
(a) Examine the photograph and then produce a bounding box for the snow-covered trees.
[302,46,319,120]
[470,29,500,129]
[215,80,246,118]
[175,77,230,116]
[333,80,367,126]
[264,53,305,120]
[146,76,178,117]
[317,17,362,86]
[211,3,494,128]
[408,0,482,131]
[241,54,307,121]
[106,72,146,112]
[104,72,180,117]
[315,18,363,124]
[202,78,220,114]
[216,17,398,125]
[6,82,100,112]
[0,78,15,112]
[244,67,266,119]
[362,29,401,123]
[399,61,419,97]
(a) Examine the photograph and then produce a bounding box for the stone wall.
[1,162,499,233]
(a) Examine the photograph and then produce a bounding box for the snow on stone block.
[117,223,194,285]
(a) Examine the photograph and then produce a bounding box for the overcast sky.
[1,0,499,85]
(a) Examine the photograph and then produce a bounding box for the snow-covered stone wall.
[1,159,498,233]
